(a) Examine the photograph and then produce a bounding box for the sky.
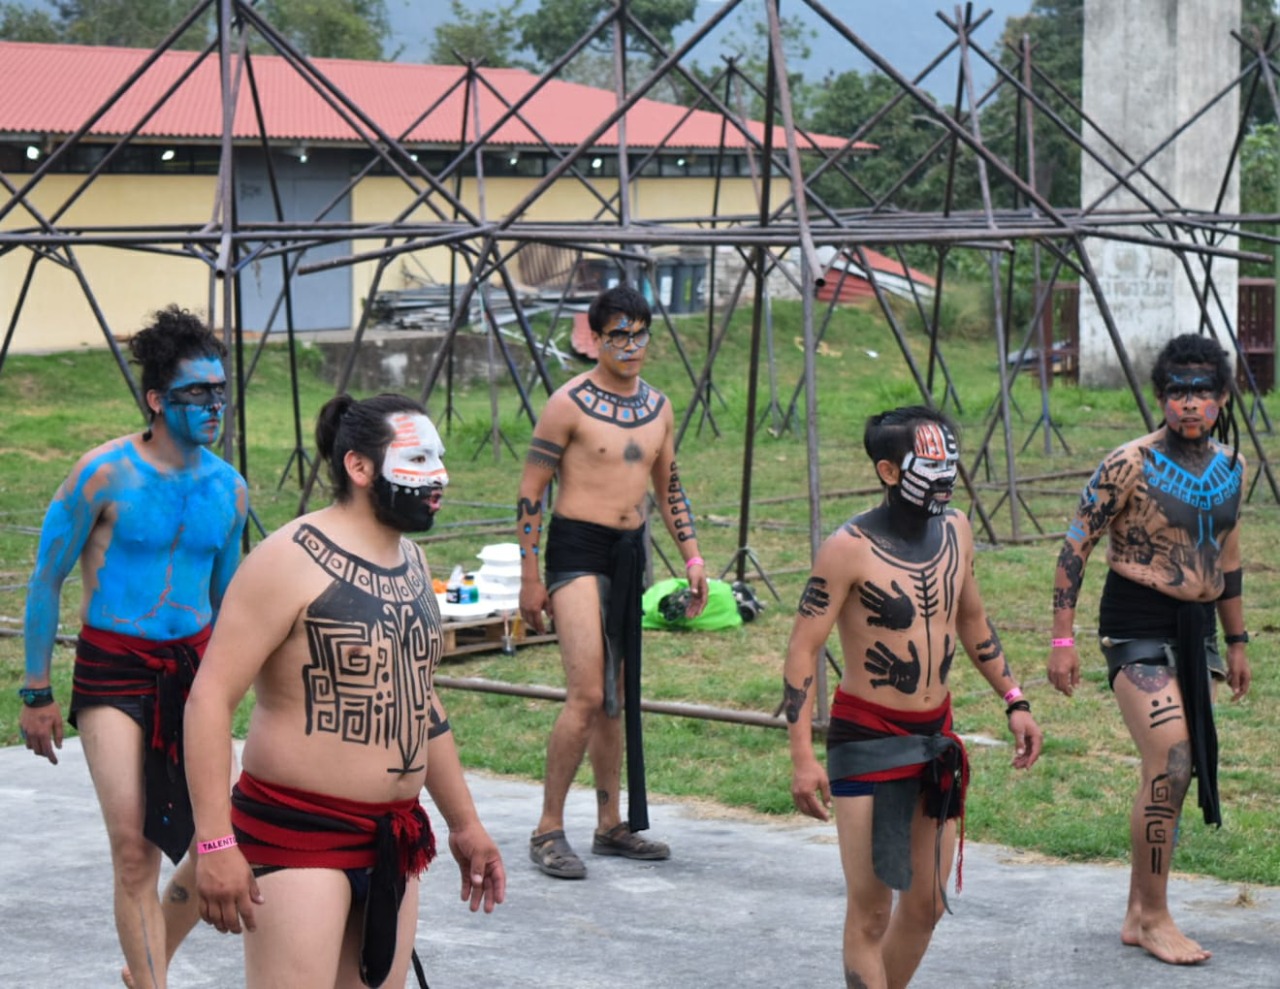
[388,0,1035,98]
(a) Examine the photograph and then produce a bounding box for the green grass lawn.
[2,301,1277,888]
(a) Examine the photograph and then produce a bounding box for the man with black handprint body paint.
[783,405,1042,989]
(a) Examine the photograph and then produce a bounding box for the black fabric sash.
[75,625,208,865]
[545,515,649,833]
[1100,571,1220,827]
[1176,603,1221,827]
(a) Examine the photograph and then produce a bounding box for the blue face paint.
[160,357,226,448]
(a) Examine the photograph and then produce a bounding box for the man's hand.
[1007,710,1043,770]
[1226,645,1251,702]
[790,755,831,822]
[519,580,552,635]
[196,848,264,935]
[19,701,64,765]
[447,821,506,914]
[1047,645,1081,697]
[684,563,708,618]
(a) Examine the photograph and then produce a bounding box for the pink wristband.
[1051,637,1074,648]
[685,556,704,570]
[197,835,237,855]
[1003,687,1024,704]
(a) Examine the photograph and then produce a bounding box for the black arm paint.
[666,460,698,543]
[783,675,813,723]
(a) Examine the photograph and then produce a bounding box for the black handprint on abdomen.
[864,640,921,694]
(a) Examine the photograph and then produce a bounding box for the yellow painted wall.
[0,174,217,353]
[1,171,762,352]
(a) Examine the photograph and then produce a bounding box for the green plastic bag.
[642,577,743,631]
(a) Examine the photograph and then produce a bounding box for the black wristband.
[1006,699,1032,718]
[1224,631,1250,646]
[18,686,54,708]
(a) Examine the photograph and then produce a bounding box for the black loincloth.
[545,514,650,833]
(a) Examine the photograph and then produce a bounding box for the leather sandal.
[591,823,670,860]
[529,829,587,879]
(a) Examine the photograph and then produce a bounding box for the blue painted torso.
[83,442,243,639]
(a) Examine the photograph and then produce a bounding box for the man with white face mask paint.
[186,393,505,988]
[897,420,959,516]
[784,405,1041,989]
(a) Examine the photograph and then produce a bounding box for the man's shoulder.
[196,449,247,486]
[61,435,140,493]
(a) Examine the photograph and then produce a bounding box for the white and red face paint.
[1161,367,1223,441]
[899,421,959,515]
[372,413,448,533]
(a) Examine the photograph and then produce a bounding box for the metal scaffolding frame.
[2,0,1278,728]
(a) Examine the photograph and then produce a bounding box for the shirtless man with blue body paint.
[20,305,248,989]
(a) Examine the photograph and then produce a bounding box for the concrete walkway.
[2,739,1276,988]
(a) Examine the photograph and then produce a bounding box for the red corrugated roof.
[0,41,867,153]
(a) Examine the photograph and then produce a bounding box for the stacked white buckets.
[474,543,522,613]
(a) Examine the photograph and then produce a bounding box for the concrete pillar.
[1078,0,1239,387]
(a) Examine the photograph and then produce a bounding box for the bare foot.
[1127,916,1212,965]
[1120,910,1141,947]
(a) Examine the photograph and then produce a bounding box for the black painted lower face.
[372,476,441,533]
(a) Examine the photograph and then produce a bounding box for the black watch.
[18,686,55,708]
[1224,631,1250,646]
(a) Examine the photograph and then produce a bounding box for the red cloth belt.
[231,770,435,877]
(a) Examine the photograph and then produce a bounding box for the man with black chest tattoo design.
[784,406,1042,989]
[518,284,708,880]
[185,394,505,988]
[1048,334,1252,967]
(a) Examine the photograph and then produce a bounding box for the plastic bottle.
[445,565,465,604]
[462,573,479,604]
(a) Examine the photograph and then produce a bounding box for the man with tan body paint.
[786,406,1042,989]
[1049,333,1251,967]
[518,284,708,879]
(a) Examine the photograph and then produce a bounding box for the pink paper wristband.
[1003,687,1024,704]
[685,556,704,570]
[197,835,237,855]
[1051,637,1075,648]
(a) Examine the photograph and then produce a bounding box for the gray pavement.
[2,738,1277,988]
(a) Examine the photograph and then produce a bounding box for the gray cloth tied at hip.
[828,733,960,899]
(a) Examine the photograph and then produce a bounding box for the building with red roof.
[0,41,867,352]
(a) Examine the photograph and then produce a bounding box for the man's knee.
[846,898,892,944]
[1145,745,1192,804]
[897,883,945,930]
[563,684,606,720]
[112,836,160,895]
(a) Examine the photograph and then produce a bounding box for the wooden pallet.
[441,612,558,659]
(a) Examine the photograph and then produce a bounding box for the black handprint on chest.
[859,579,916,630]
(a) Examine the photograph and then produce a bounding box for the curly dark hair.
[128,305,225,397]
[587,284,651,334]
[864,405,958,480]
[315,392,429,502]
[1151,333,1230,397]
